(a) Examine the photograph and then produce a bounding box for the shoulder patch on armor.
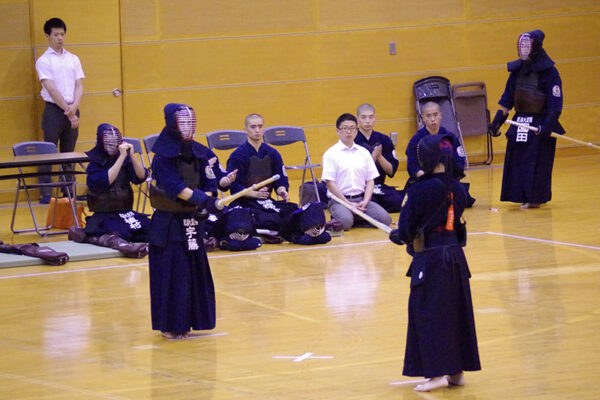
[392,149,398,160]
[457,146,466,158]
[401,193,408,208]
[205,165,216,179]
[552,85,561,97]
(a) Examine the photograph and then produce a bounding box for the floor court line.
[1,231,599,281]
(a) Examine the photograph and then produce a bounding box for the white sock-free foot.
[414,376,449,392]
[447,372,465,386]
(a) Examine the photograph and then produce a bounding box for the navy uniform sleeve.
[269,147,289,190]
[397,185,423,244]
[126,160,148,185]
[86,162,110,191]
[379,133,399,177]
[542,67,563,133]
[405,134,421,178]
[498,71,517,110]
[151,155,188,200]
[226,147,248,194]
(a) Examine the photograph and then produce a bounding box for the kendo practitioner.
[68,123,149,258]
[489,29,565,209]
[226,113,298,235]
[208,206,262,251]
[354,104,404,213]
[405,101,475,207]
[389,134,480,392]
[148,103,224,340]
[280,202,332,245]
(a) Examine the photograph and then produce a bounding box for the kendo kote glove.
[189,189,225,215]
[389,229,405,245]
[536,124,552,138]
[489,110,508,137]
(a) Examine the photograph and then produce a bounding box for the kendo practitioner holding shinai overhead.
[389,134,481,392]
[68,123,150,258]
[488,29,565,209]
[148,103,224,340]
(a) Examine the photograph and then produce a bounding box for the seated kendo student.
[68,123,150,258]
[280,202,332,245]
[354,104,404,213]
[405,101,476,207]
[208,206,262,251]
[226,113,298,238]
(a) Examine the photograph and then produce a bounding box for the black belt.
[346,194,364,200]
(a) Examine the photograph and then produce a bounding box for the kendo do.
[489,29,565,209]
[68,123,150,258]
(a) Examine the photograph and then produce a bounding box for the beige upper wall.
[1,0,599,167]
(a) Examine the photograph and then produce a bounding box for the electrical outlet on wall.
[389,42,396,56]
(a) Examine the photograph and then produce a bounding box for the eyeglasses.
[338,126,357,132]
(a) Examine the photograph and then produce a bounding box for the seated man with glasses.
[321,113,392,231]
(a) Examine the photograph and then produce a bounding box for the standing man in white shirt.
[35,17,85,203]
[321,113,392,231]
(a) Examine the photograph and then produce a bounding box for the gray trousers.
[328,195,392,231]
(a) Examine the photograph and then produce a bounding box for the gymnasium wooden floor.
[0,151,599,399]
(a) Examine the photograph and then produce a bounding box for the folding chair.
[205,130,247,198]
[414,76,470,167]
[140,133,160,212]
[142,133,159,167]
[263,126,321,202]
[122,137,148,212]
[452,82,493,165]
[11,141,79,236]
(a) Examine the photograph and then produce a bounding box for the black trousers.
[39,102,79,197]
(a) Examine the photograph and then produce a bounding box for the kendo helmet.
[517,29,545,61]
[416,134,454,175]
[164,103,197,141]
[96,123,123,157]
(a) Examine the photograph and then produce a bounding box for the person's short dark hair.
[44,18,67,35]
[336,113,357,129]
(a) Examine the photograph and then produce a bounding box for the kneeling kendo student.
[68,123,150,258]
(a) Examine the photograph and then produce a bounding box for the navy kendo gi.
[390,134,480,379]
[490,29,565,205]
[148,103,222,336]
[280,202,331,245]
[355,129,404,213]
[227,141,298,232]
[68,123,150,258]
[405,125,475,207]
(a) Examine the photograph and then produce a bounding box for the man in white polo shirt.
[35,17,85,203]
[321,113,392,231]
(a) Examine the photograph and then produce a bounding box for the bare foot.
[414,376,448,392]
[447,372,465,386]
[162,331,190,340]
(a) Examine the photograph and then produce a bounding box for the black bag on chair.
[299,180,327,207]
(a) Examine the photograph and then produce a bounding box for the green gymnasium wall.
[1,0,599,197]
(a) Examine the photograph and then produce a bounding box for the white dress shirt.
[321,140,379,196]
[35,47,85,104]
